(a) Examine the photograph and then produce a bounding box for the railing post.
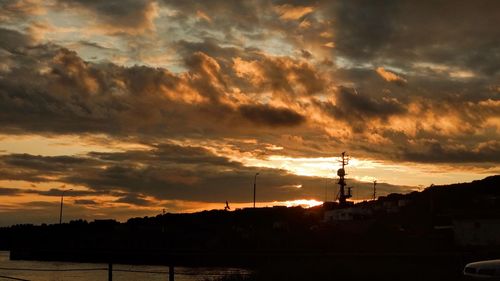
[169,265,174,281]
[108,263,112,281]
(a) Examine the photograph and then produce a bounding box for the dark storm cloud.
[333,87,405,118]
[24,188,110,197]
[77,40,116,51]
[238,104,305,127]
[328,1,399,61]
[3,154,93,171]
[0,153,101,182]
[328,0,500,75]
[74,199,98,205]
[0,186,110,197]
[400,141,500,164]
[315,87,406,131]
[115,193,152,206]
[0,187,22,196]
[22,201,59,208]
[0,27,32,51]
[56,0,158,33]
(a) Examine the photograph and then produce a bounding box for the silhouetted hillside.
[1,176,499,267]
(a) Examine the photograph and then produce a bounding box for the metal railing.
[0,264,246,281]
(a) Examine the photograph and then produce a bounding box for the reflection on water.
[0,251,250,281]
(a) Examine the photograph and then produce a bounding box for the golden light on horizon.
[0,0,498,225]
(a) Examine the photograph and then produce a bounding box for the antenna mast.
[337,152,352,207]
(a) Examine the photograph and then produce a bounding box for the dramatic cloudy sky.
[0,0,499,225]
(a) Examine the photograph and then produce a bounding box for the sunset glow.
[0,0,498,225]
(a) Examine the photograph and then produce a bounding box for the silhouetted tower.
[337,152,352,207]
[373,180,377,200]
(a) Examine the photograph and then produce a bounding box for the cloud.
[0,143,410,205]
[161,0,263,33]
[73,199,98,205]
[25,188,109,197]
[0,0,498,206]
[2,0,499,228]
[76,40,117,51]
[0,187,22,196]
[316,87,406,131]
[0,28,32,51]
[0,35,326,142]
[328,1,500,76]
[376,67,407,84]
[274,4,314,21]
[56,0,159,34]
[0,43,197,136]
[115,193,153,206]
[0,0,46,23]
[0,30,497,169]
[400,140,500,164]
[238,104,305,127]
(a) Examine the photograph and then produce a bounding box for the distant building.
[382,200,400,213]
[398,199,411,208]
[322,201,339,210]
[453,218,500,247]
[324,207,372,222]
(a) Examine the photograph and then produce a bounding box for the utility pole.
[253,172,259,208]
[59,189,72,224]
[373,180,377,200]
[324,178,328,202]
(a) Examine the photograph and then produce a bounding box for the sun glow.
[234,153,495,187]
[272,199,323,208]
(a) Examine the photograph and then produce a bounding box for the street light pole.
[253,172,259,208]
[59,189,73,224]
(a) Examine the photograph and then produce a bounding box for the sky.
[0,0,499,226]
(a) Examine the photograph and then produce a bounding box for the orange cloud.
[196,10,212,22]
[376,67,407,83]
[274,4,314,20]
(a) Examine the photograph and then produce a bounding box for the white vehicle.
[464,259,500,279]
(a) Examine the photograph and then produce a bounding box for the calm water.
[0,251,250,281]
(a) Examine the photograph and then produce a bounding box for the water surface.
[0,251,249,281]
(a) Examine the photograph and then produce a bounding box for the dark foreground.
[10,249,499,281]
[4,176,500,280]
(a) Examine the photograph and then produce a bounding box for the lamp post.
[253,172,259,208]
[59,189,73,224]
